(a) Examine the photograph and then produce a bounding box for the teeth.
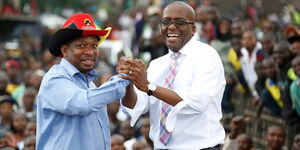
[168,33,179,37]
[83,59,94,61]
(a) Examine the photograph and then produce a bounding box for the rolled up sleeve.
[166,51,226,132]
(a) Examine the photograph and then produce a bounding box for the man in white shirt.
[117,1,225,149]
[240,31,262,99]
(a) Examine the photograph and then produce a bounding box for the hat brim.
[288,36,300,44]
[49,28,111,57]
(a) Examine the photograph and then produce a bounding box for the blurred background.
[1,0,300,150]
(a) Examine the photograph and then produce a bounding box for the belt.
[158,144,221,150]
[200,144,220,150]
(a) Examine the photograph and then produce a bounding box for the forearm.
[122,83,137,109]
[151,86,182,106]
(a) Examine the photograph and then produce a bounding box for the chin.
[80,67,94,73]
[166,45,179,51]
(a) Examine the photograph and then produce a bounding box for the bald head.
[164,1,195,22]
[161,1,196,51]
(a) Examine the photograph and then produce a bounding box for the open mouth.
[82,59,95,66]
[167,33,180,42]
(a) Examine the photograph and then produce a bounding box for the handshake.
[117,57,150,93]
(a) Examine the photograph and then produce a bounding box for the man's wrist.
[147,83,157,96]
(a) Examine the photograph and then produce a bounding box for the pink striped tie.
[159,52,181,145]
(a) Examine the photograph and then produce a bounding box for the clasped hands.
[117,57,149,92]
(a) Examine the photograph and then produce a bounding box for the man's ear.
[192,24,196,35]
[60,45,68,57]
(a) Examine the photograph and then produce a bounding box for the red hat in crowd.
[285,26,300,44]
[49,13,111,57]
[5,59,21,69]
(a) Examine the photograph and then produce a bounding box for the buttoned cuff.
[165,100,187,132]
[121,92,146,127]
[165,89,203,132]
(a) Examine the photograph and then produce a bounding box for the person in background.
[289,35,300,55]
[111,134,126,150]
[264,125,286,150]
[210,17,232,60]
[27,69,45,92]
[5,59,22,96]
[23,121,36,138]
[254,61,267,116]
[223,35,248,114]
[254,62,266,99]
[121,120,136,150]
[194,5,210,42]
[36,13,130,150]
[108,100,122,135]
[236,133,253,150]
[290,55,300,119]
[273,41,299,149]
[0,96,17,135]
[20,88,37,121]
[292,133,300,150]
[223,116,248,150]
[11,113,28,142]
[18,121,36,150]
[0,131,18,149]
[260,57,283,117]
[0,71,10,96]
[286,26,300,55]
[259,33,275,58]
[23,135,36,150]
[290,55,300,146]
[240,30,262,103]
[231,21,243,37]
[132,140,147,150]
[41,50,58,72]
[137,117,152,149]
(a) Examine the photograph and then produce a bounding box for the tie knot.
[171,52,181,59]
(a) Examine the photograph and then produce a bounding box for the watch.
[147,83,157,96]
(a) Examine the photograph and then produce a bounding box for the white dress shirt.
[122,38,226,150]
[240,42,262,97]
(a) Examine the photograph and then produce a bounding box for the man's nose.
[167,23,177,30]
[84,46,96,55]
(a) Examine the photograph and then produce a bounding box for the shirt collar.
[167,38,194,57]
[60,58,98,79]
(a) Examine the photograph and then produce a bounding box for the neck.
[25,107,34,112]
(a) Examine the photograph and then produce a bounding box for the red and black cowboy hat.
[49,13,111,57]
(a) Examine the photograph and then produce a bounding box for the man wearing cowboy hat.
[36,13,130,150]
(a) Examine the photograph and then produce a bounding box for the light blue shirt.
[36,59,130,150]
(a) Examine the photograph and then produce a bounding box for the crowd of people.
[1,0,300,149]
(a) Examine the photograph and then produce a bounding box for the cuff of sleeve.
[121,96,145,127]
[174,89,188,102]
[165,100,187,132]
